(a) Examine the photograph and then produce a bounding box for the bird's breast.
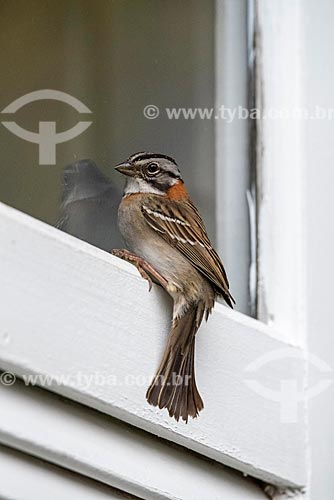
[118,195,206,297]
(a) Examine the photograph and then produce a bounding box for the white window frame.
[0,444,128,500]
[253,0,306,347]
[0,1,313,499]
[0,201,307,493]
[0,378,266,500]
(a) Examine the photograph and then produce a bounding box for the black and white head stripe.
[121,151,183,196]
[129,152,178,166]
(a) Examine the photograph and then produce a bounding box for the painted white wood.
[255,0,306,346]
[264,485,306,500]
[302,1,334,498]
[0,445,130,500]
[215,0,251,315]
[0,380,265,500]
[0,202,307,487]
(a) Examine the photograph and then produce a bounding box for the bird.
[113,152,234,422]
[56,159,123,251]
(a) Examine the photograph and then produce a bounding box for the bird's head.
[114,152,184,196]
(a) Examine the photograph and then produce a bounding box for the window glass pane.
[0,0,250,315]
[0,0,214,229]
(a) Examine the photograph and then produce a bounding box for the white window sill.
[0,444,128,500]
[0,380,265,500]
[0,202,307,488]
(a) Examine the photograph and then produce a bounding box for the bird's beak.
[114,161,136,177]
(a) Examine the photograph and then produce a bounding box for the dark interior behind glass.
[0,0,216,241]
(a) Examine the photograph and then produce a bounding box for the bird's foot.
[111,249,168,292]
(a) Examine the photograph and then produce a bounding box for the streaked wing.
[141,197,234,307]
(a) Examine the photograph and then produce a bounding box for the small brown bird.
[113,152,234,422]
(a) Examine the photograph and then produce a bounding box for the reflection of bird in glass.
[56,159,123,250]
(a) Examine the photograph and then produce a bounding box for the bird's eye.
[146,162,160,176]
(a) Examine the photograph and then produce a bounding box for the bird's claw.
[136,265,153,291]
[111,248,167,292]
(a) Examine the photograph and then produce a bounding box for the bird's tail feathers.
[146,303,205,422]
